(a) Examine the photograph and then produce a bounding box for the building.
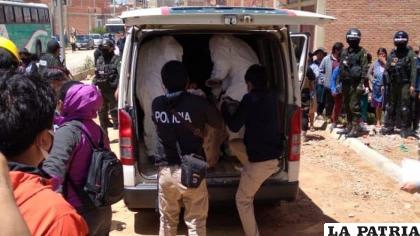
[283,0,420,55]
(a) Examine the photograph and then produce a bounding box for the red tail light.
[119,109,135,165]
[288,108,301,161]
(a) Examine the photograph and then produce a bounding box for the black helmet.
[47,39,60,53]
[102,39,114,48]
[394,31,408,48]
[346,28,361,47]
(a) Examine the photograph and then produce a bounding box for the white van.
[117,7,334,210]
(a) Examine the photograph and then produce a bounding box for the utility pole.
[57,0,66,65]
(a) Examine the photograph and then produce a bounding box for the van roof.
[120,6,335,28]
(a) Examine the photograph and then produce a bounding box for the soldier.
[337,28,368,137]
[39,39,70,76]
[94,39,120,136]
[381,31,417,138]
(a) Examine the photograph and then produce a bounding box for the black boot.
[380,126,394,135]
[346,126,360,138]
[400,129,411,139]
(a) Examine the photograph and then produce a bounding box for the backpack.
[66,123,124,209]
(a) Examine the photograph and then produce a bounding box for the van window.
[14,6,23,23]
[23,7,31,23]
[4,6,14,23]
[0,6,5,24]
[30,8,38,23]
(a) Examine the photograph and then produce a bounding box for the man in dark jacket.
[222,64,283,236]
[95,39,120,135]
[152,61,223,236]
[39,39,70,76]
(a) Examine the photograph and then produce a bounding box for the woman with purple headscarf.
[43,82,112,235]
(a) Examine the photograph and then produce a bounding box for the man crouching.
[152,61,223,236]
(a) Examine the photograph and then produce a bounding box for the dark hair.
[59,80,83,101]
[42,68,67,82]
[377,47,388,56]
[245,64,267,88]
[0,48,18,70]
[0,73,56,158]
[161,61,189,93]
[332,42,344,53]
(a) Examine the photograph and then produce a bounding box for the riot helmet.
[47,39,61,54]
[101,39,114,57]
[394,31,408,50]
[346,28,361,48]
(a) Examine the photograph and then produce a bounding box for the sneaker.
[359,122,368,132]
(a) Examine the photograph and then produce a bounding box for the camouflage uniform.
[338,47,368,133]
[383,48,417,134]
[94,54,121,135]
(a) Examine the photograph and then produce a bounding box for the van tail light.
[119,109,135,165]
[288,108,301,161]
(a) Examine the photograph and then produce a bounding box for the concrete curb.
[72,68,94,81]
[326,124,403,182]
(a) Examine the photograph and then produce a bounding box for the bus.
[0,0,52,57]
[105,17,124,34]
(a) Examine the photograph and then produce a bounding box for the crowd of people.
[0,35,123,235]
[302,28,420,140]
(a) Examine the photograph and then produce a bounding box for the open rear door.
[290,33,310,87]
[121,7,335,29]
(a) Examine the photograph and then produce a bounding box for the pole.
[57,0,65,65]
[113,0,116,16]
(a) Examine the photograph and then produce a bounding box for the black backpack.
[66,124,124,209]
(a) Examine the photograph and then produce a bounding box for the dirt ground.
[357,128,419,165]
[107,128,420,236]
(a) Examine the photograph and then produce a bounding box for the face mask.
[40,129,54,159]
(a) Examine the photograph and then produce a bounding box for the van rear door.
[290,33,310,85]
[121,7,335,29]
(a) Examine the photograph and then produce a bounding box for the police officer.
[152,61,223,236]
[0,37,20,76]
[39,39,69,75]
[381,31,417,138]
[338,28,369,137]
[95,39,120,135]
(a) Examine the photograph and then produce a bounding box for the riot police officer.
[381,31,417,138]
[39,39,70,76]
[338,28,368,137]
[95,39,120,135]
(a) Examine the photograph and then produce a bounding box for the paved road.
[105,126,420,236]
[65,48,95,74]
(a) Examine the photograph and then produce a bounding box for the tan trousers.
[203,124,227,168]
[236,159,279,236]
[158,166,208,236]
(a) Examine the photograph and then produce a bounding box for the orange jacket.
[10,170,89,236]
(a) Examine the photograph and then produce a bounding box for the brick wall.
[324,0,420,56]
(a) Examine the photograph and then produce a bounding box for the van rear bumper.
[124,178,299,210]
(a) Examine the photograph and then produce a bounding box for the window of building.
[30,7,38,23]
[4,6,15,23]
[0,6,5,24]
[14,6,23,23]
[23,7,31,23]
